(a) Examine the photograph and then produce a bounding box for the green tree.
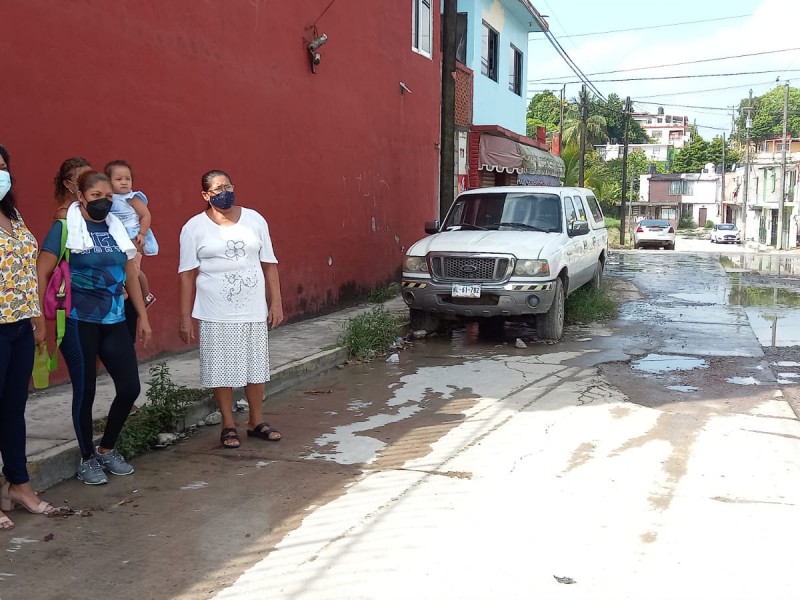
[600,149,652,202]
[596,94,648,144]
[561,91,609,148]
[526,90,562,138]
[671,132,710,173]
[707,136,741,170]
[734,85,800,142]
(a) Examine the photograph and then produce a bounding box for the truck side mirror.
[570,220,590,236]
[424,220,440,234]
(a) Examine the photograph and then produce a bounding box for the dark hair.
[54,157,92,202]
[0,144,17,220]
[104,160,133,178]
[201,169,231,192]
[77,171,111,194]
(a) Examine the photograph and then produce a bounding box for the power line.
[540,28,606,100]
[571,70,800,82]
[528,47,800,83]
[529,14,750,40]
[635,80,781,99]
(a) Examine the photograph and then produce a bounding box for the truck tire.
[409,309,441,333]
[536,278,565,341]
[590,259,603,290]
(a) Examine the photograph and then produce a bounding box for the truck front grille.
[430,255,512,282]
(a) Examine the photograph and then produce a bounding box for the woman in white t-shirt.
[178,170,284,449]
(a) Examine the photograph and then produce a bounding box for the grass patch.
[607,227,633,249]
[367,283,400,304]
[604,217,620,230]
[339,305,400,360]
[565,284,618,325]
[95,362,210,459]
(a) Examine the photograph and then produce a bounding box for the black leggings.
[61,319,141,460]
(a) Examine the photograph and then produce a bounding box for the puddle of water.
[666,385,699,393]
[745,308,800,347]
[777,372,800,378]
[631,354,708,374]
[775,361,800,367]
[727,284,800,308]
[727,376,760,385]
[721,254,800,277]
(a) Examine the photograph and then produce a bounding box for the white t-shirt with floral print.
[1,212,41,324]
[178,207,277,323]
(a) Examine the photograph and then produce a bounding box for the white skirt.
[199,321,270,388]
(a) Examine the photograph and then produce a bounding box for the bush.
[705,219,714,229]
[96,363,209,459]
[565,284,617,325]
[367,283,400,304]
[678,214,696,229]
[340,306,400,360]
[604,217,620,230]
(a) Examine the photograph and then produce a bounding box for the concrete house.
[451,0,564,191]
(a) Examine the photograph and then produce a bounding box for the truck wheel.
[409,309,441,332]
[590,259,604,290]
[536,278,564,341]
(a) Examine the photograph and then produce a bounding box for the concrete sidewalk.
[20,297,408,490]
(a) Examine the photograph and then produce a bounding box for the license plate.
[452,283,481,298]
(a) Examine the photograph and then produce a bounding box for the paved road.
[3,251,800,600]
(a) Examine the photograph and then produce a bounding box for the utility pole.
[778,81,789,249]
[439,0,457,220]
[721,133,726,221]
[578,85,587,186]
[620,96,632,245]
[742,89,753,245]
[558,83,566,155]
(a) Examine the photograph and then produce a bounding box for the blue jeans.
[0,319,34,484]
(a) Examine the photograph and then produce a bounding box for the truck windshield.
[443,193,562,233]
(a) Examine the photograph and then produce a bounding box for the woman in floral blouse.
[0,145,55,531]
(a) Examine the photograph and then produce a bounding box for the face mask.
[0,170,10,202]
[86,198,113,220]
[209,190,235,210]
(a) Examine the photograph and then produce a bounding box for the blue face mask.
[0,170,10,202]
[209,189,235,210]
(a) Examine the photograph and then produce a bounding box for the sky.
[526,0,800,138]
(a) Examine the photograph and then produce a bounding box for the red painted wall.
[2,0,441,360]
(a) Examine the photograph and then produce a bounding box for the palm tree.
[560,143,608,192]
[560,90,609,148]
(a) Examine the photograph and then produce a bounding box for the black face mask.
[86,198,113,221]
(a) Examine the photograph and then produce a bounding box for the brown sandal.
[220,427,240,449]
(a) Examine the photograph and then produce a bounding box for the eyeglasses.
[209,184,235,194]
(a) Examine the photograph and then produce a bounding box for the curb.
[24,346,350,491]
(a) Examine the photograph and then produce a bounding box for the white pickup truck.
[401,186,608,340]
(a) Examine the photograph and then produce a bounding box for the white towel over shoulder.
[65,201,137,259]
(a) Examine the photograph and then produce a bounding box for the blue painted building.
[451,0,565,190]
[457,0,545,134]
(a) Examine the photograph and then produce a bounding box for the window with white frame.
[669,180,694,195]
[412,0,432,56]
[481,21,498,81]
[509,45,523,95]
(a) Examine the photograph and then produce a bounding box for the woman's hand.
[179,316,196,344]
[137,315,152,348]
[268,304,284,329]
[32,316,46,347]
[133,234,145,251]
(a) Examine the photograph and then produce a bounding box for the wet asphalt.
[3,247,800,599]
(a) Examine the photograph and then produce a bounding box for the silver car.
[710,223,741,244]
[633,219,676,250]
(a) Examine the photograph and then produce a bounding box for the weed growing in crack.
[565,284,617,325]
[94,362,210,459]
[340,305,401,360]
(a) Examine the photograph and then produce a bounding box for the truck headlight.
[403,256,428,273]
[514,259,549,276]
